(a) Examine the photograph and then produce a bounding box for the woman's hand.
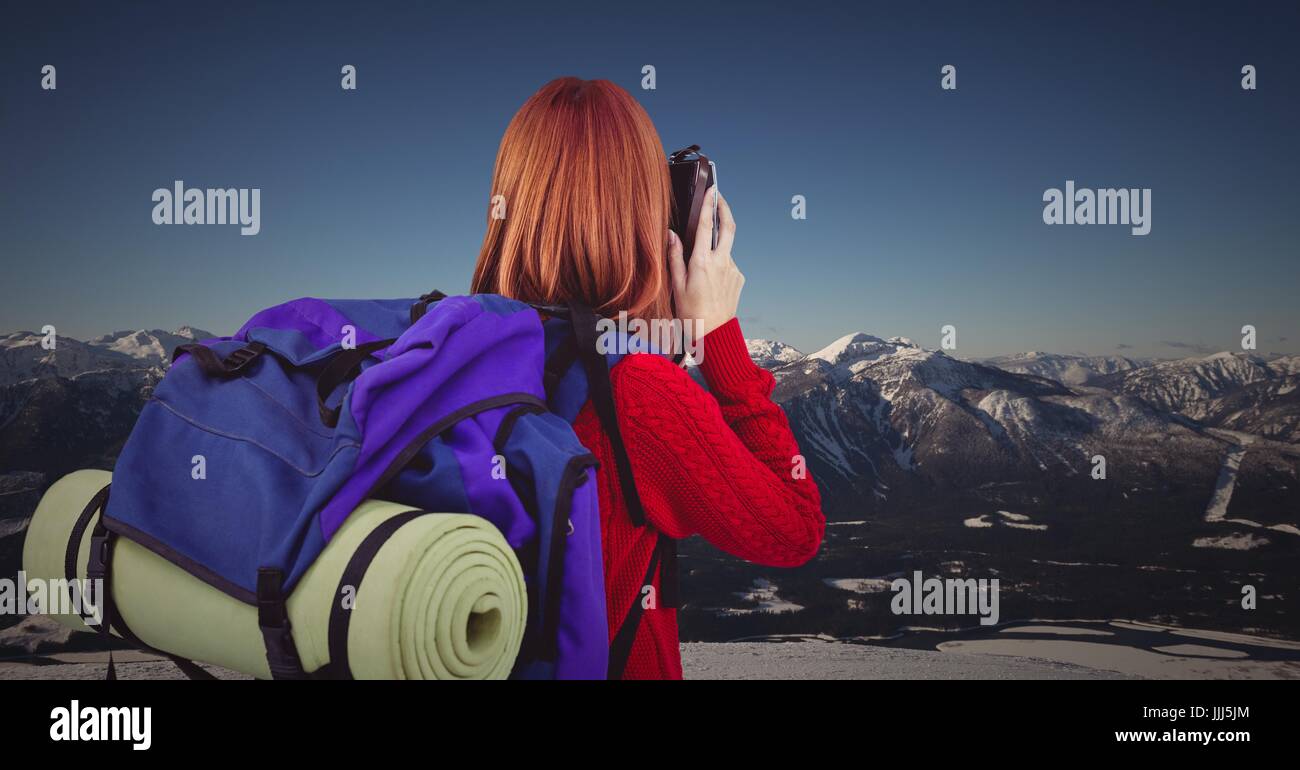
[668,188,743,340]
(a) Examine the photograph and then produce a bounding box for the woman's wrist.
[697,317,763,392]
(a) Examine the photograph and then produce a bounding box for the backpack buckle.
[256,568,308,679]
[260,622,307,680]
[86,529,111,584]
[84,526,114,632]
[221,342,265,374]
[409,290,447,325]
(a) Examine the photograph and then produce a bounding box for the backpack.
[91,291,669,679]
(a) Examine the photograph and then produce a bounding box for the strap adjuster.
[84,525,113,631]
[87,530,110,583]
[256,568,308,679]
[409,290,447,324]
[261,623,305,679]
[221,342,265,374]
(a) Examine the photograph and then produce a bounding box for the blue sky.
[2,0,1297,358]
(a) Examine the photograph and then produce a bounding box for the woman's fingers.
[714,191,736,257]
[671,191,744,338]
[667,229,687,300]
[691,184,719,263]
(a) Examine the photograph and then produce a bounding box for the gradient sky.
[2,0,1297,359]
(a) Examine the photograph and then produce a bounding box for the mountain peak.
[807,332,908,366]
[745,338,804,368]
[173,326,212,341]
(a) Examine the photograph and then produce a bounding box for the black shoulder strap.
[543,334,579,402]
[315,337,397,427]
[314,289,448,428]
[608,536,668,680]
[76,486,217,681]
[65,483,110,600]
[325,509,426,680]
[568,302,647,527]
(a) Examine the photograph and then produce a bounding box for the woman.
[472,77,824,679]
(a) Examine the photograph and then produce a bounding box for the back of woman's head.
[471,77,672,320]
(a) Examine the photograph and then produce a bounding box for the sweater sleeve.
[610,318,825,567]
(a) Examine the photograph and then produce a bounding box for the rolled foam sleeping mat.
[23,470,527,679]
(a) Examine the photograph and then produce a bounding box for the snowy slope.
[1090,351,1300,440]
[89,327,213,366]
[981,351,1149,386]
[756,332,1221,514]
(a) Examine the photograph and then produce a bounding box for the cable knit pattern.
[572,318,825,679]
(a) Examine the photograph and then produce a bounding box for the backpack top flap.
[235,296,414,352]
[314,295,548,540]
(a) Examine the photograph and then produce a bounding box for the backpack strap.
[537,454,598,664]
[543,334,579,402]
[324,509,427,680]
[256,568,310,680]
[565,302,682,674]
[64,483,111,602]
[567,302,648,527]
[314,291,448,428]
[408,290,447,325]
[75,485,217,681]
[172,341,266,377]
[77,494,424,681]
[315,337,397,427]
[607,535,670,679]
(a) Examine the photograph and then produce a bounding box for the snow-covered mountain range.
[2,324,1297,515]
[1092,352,1300,442]
[979,351,1149,386]
[757,333,1234,514]
[2,323,1298,649]
[87,326,213,367]
[0,327,212,386]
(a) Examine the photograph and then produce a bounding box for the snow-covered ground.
[0,644,1115,680]
[682,641,1124,680]
[6,620,1298,680]
[716,578,804,616]
[1198,431,1300,545]
[963,510,1048,531]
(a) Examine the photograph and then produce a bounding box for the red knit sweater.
[571,318,825,679]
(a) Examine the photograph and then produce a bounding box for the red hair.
[471,77,672,320]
